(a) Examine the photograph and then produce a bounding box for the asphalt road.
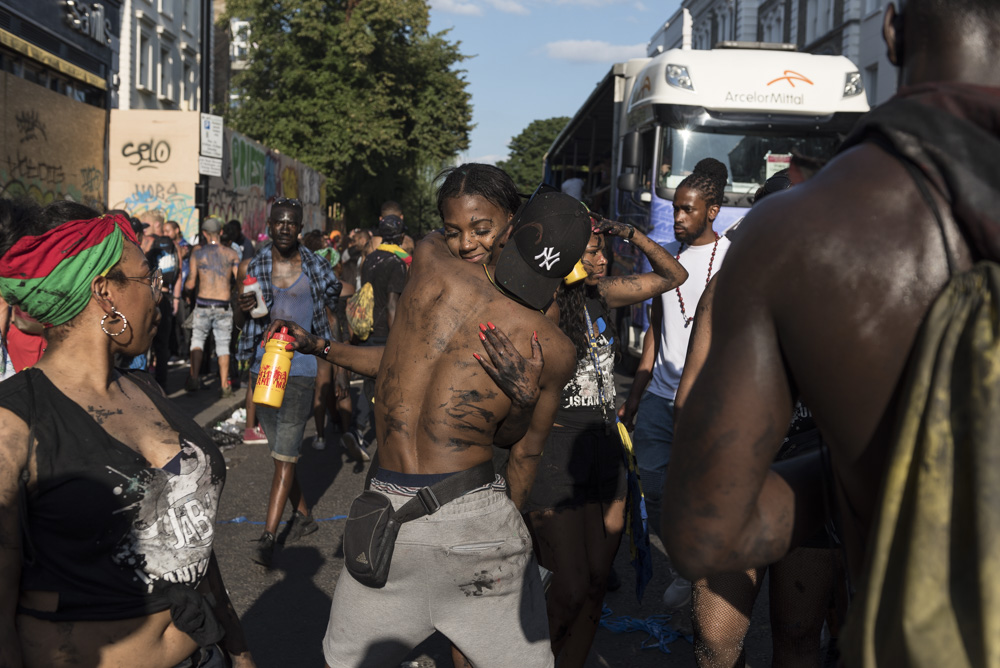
[175,365,775,668]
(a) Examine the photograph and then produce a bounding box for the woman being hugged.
[0,201,254,668]
[530,207,688,665]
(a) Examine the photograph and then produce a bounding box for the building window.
[182,0,192,33]
[138,31,152,90]
[160,0,174,19]
[864,64,878,106]
[865,0,881,15]
[159,45,173,102]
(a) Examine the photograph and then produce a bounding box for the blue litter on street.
[599,604,692,654]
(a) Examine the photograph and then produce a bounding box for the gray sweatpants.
[322,487,554,668]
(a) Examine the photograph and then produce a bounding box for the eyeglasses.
[122,268,163,302]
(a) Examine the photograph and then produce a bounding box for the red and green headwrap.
[0,214,138,327]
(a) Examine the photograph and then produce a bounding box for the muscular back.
[190,244,238,301]
[695,142,974,575]
[372,236,575,475]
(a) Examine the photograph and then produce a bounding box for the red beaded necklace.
[675,232,719,327]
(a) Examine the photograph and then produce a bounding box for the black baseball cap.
[494,189,592,310]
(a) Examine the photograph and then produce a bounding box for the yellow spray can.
[253,326,295,408]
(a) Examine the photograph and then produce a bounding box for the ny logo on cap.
[535,247,560,271]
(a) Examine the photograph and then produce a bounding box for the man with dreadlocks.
[663,0,1000,664]
[618,157,731,608]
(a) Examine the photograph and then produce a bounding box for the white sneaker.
[662,575,692,609]
[312,436,326,451]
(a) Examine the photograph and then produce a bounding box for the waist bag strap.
[363,449,496,520]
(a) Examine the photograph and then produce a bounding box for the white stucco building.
[115,0,202,110]
[649,0,897,107]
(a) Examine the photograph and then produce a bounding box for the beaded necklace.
[675,231,719,328]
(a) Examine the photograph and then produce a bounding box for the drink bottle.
[243,276,269,318]
[253,327,294,408]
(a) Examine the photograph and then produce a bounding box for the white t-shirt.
[561,177,584,201]
[646,235,732,400]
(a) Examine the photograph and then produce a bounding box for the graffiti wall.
[109,110,200,239]
[109,111,326,242]
[208,129,326,240]
[1,71,106,207]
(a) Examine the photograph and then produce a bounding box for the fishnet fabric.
[692,547,837,668]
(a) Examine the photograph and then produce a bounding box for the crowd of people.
[0,1,998,666]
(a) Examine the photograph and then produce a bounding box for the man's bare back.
[373,235,575,482]
[189,244,239,301]
[664,140,973,579]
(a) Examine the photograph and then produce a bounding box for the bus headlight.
[666,64,694,91]
[844,71,864,97]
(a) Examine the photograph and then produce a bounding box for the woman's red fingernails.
[533,331,538,341]
[479,332,486,341]
[479,323,487,332]
[487,322,495,330]
[473,353,481,360]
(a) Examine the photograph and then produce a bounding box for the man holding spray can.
[235,198,344,568]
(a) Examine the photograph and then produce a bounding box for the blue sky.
[428,0,682,164]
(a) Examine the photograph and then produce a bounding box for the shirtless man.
[270,189,589,667]
[663,0,1000,660]
[184,217,239,395]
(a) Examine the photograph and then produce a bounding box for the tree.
[497,116,570,193]
[224,0,473,223]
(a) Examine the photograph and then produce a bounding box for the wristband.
[321,339,331,357]
[626,224,635,240]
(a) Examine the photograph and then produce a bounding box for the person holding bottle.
[234,198,343,568]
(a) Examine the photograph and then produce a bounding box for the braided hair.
[676,158,729,207]
[436,164,522,220]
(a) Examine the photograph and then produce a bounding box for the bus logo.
[636,76,651,99]
[766,70,814,88]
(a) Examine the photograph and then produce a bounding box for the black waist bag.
[344,455,495,588]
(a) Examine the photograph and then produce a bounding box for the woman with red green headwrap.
[0,201,256,668]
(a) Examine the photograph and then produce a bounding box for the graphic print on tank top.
[108,439,223,591]
[561,306,615,413]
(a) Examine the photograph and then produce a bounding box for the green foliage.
[497,116,570,193]
[223,0,473,224]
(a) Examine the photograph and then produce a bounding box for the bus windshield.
[657,126,843,195]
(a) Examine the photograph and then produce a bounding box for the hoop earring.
[101,308,128,337]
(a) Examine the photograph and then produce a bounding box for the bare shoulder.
[412,231,450,266]
[224,245,240,262]
[0,404,29,485]
[532,315,577,384]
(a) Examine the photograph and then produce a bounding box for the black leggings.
[151,297,173,389]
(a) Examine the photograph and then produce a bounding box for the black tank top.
[0,369,226,621]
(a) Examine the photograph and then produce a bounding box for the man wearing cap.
[268,189,590,668]
[185,217,240,395]
[340,213,409,458]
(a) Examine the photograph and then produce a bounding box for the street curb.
[196,396,246,430]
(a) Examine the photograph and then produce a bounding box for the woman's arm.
[0,407,29,668]
[593,220,688,309]
[198,552,255,667]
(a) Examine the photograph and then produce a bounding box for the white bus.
[547,43,870,361]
